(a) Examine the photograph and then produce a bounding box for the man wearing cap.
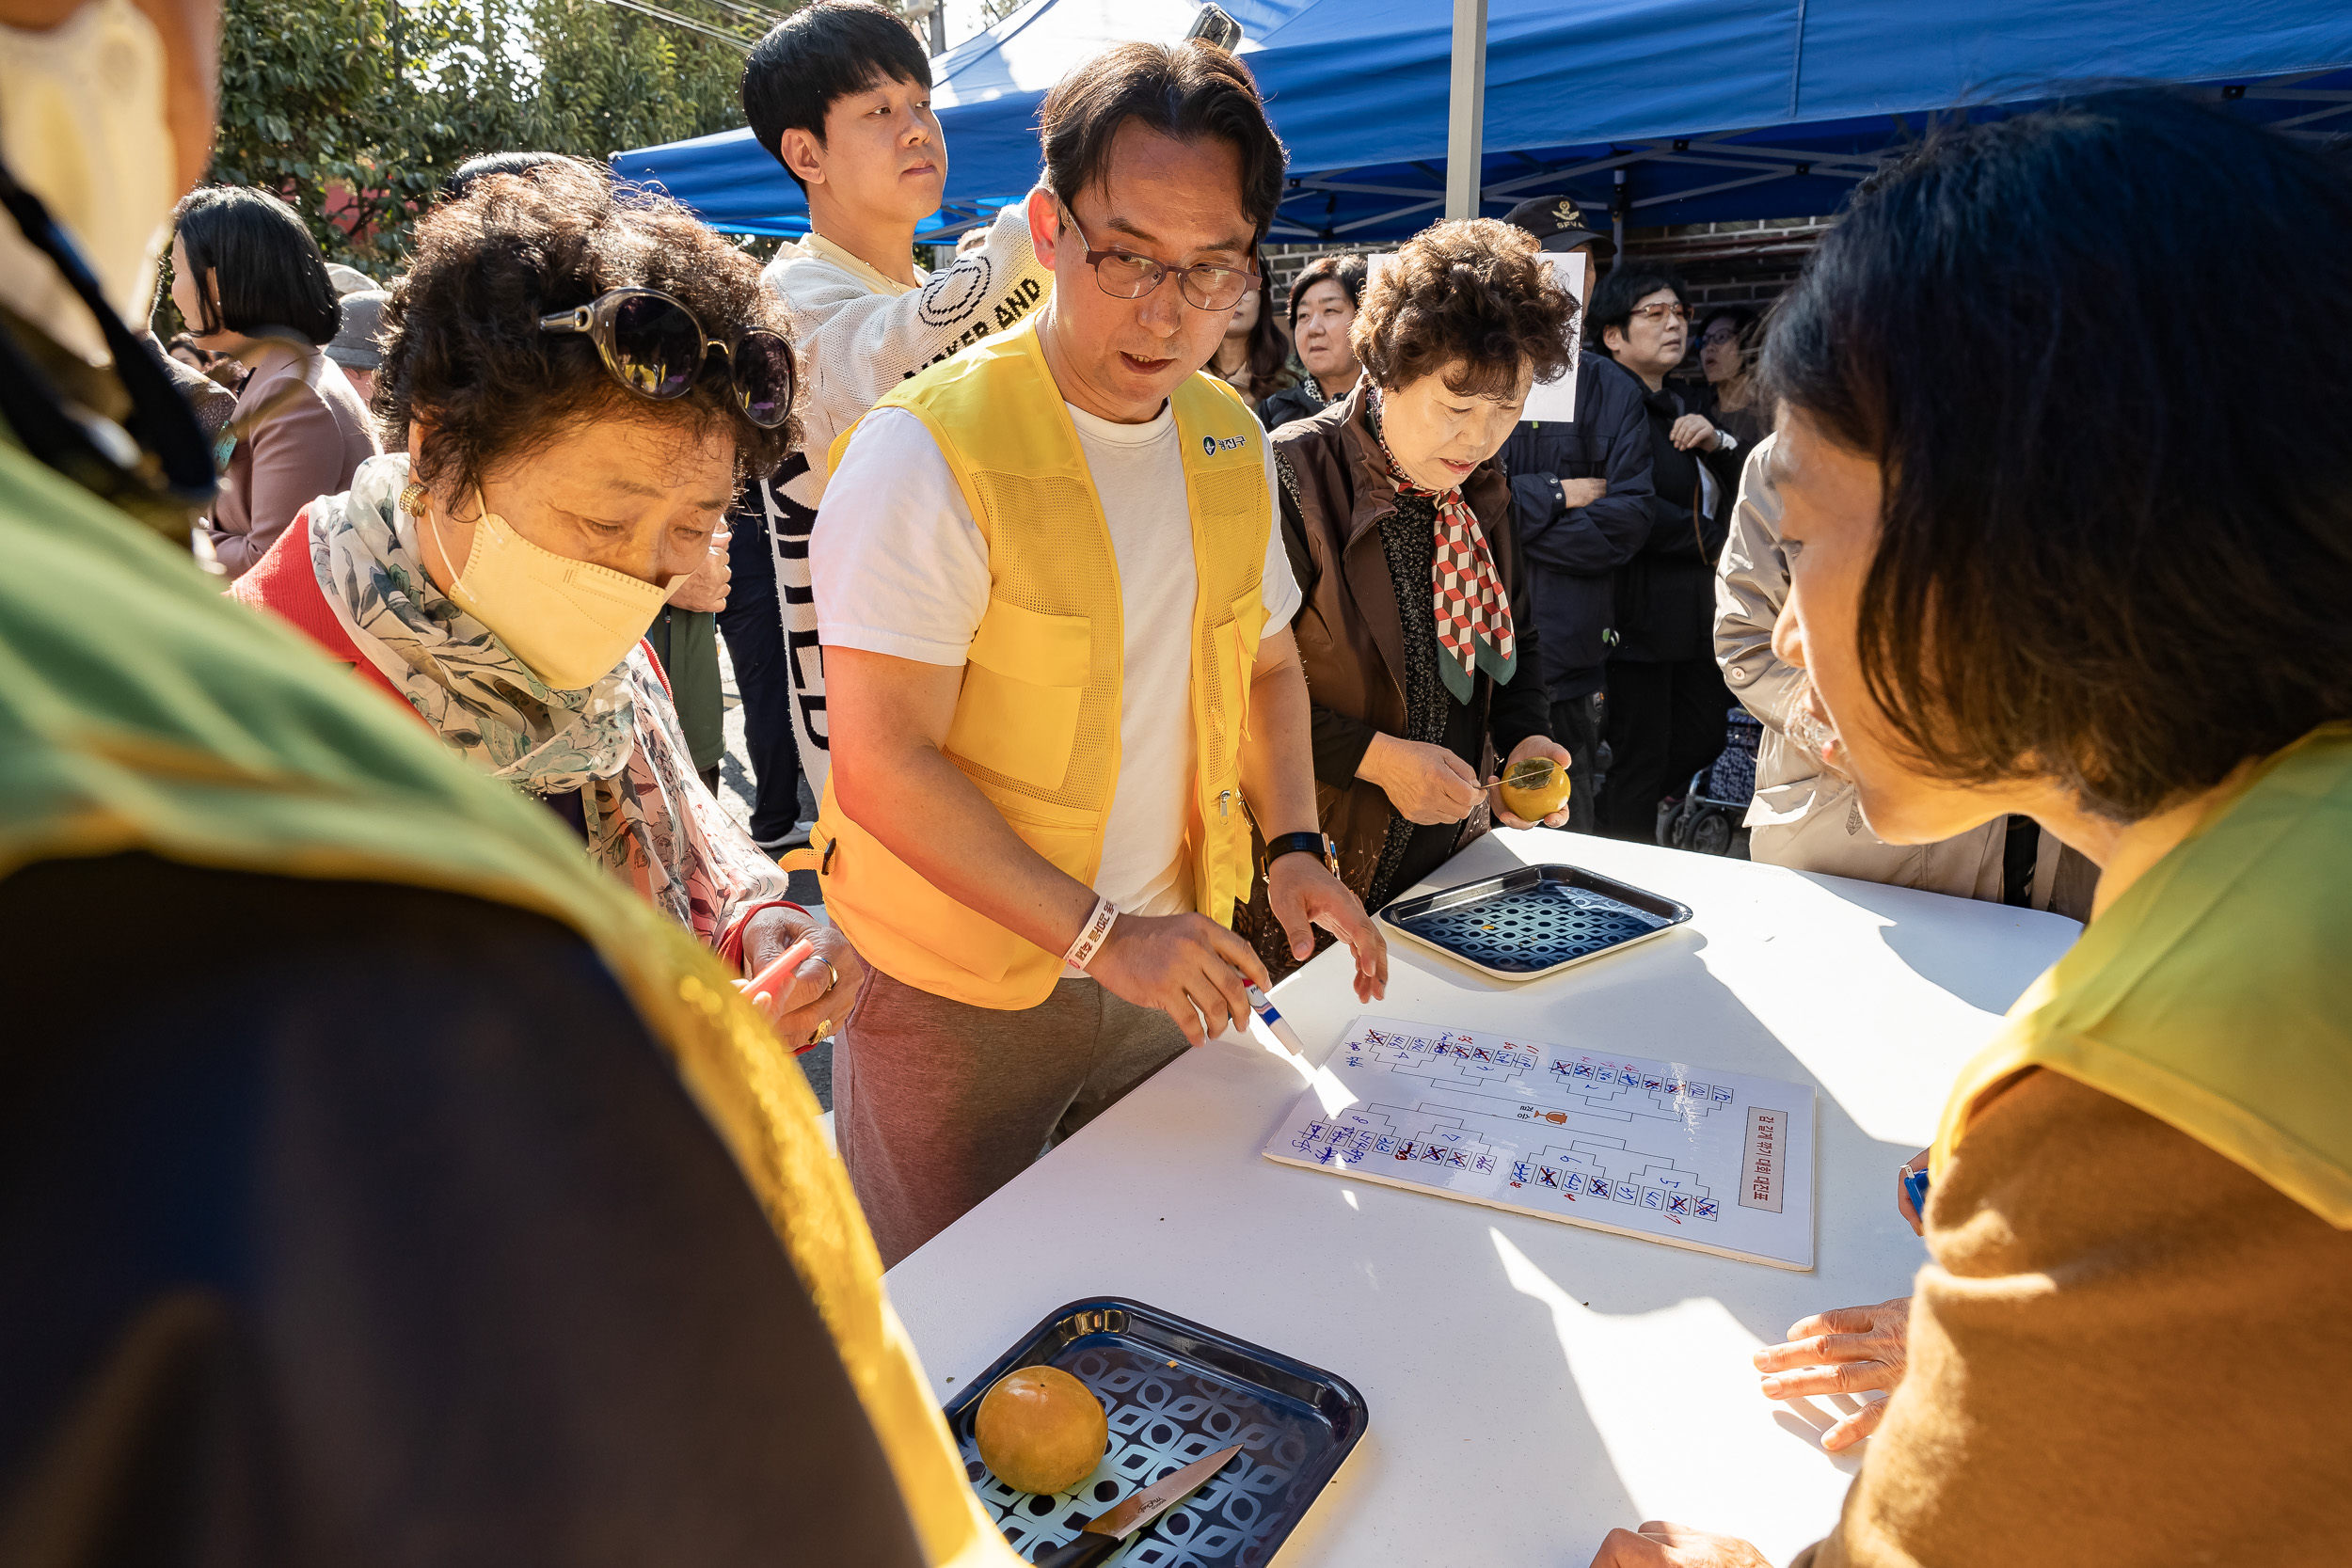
[324,286,387,405]
[1496,197,1656,834]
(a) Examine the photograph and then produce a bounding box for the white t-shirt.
[814,398,1301,919]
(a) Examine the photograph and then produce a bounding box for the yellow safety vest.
[812,322,1271,1010]
[1931,724,2352,1226]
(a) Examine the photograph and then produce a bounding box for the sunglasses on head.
[537,287,794,428]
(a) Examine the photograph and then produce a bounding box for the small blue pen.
[1901,1166,1931,1219]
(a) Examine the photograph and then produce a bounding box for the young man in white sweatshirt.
[727,0,1053,841]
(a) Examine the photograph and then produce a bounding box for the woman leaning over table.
[1588,90,2352,1568]
[1236,220,1578,981]
[230,162,856,1046]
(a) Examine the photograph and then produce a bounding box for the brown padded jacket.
[1248,388,1542,946]
[1791,1066,2352,1567]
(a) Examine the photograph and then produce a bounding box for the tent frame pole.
[1612,167,1629,268]
[1444,0,1488,220]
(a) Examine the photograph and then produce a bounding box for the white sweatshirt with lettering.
[739,202,1052,805]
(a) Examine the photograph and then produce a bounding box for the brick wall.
[1261,241,1369,315]
[1618,215,1836,309]
[1047,217,1841,388]
[1257,216,1837,316]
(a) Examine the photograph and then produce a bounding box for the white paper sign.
[1521,251,1586,422]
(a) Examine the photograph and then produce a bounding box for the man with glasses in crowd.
[1587,261,1737,841]
[1497,197,1658,834]
[809,39,1387,1265]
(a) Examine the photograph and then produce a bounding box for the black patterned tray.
[942,1299,1367,1566]
[1378,863,1692,980]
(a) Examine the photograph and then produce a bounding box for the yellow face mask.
[433,490,686,690]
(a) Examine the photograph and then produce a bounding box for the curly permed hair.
[376,162,797,495]
[1352,219,1577,401]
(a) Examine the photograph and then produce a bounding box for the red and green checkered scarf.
[1372,389,1518,702]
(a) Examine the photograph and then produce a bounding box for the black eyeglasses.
[537,287,795,429]
[1060,205,1259,312]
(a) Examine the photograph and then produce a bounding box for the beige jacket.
[1711,438,2095,911]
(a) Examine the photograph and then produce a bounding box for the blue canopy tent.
[613,0,2352,242]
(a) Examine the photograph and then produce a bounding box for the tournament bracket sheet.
[1263,1015,1817,1269]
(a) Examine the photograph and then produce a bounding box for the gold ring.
[811,1018,834,1045]
[821,959,839,995]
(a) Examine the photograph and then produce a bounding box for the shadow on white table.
[886,828,2079,1566]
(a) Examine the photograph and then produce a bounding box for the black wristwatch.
[1266,831,1339,877]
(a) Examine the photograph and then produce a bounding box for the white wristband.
[1063,895,1120,972]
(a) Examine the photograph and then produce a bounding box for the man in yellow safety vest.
[810,39,1389,1265]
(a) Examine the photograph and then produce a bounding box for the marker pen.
[1245,982,1307,1055]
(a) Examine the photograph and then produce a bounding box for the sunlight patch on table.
[1216,1013,1357,1115]
[1491,1229,1858,1560]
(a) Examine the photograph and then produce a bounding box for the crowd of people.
[3,0,2348,1560]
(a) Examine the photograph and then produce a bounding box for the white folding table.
[885,829,2079,1565]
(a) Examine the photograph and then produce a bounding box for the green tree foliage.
[210,0,787,277]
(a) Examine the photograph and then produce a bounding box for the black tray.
[1378,863,1692,980]
[942,1298,1367,1566]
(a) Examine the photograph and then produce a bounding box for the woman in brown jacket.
[1240,220,1579,978]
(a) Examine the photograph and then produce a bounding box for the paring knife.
[1027,1443,1244,1568]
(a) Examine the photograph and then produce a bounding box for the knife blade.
[1027,1444,1243,1568]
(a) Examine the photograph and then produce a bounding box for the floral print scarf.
[308,453,790,946]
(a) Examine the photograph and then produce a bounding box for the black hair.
[1227,285,1295,400]
[170,185,342,346]
[439,150,590,203]
[1287,253,1365,326]
[743,0,932,195]
[1039,41,1287,244]
[1585,261,1687,350]
[1697,303,1758,347]
[1698,303,1762,394]
[1763,87,2352,820]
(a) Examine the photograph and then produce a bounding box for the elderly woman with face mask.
[1237,219,1578,978]
[230,163,856,1046]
